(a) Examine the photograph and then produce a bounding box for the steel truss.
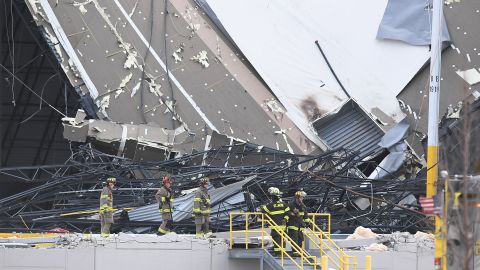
[0,144,432,234]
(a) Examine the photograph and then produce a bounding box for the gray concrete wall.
[0,233,435,270]
[0,234,262,270]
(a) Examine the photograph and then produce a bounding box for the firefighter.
[155,176,174,235]
[261,187,289,253]
[99,177,116,237]
[193,177,211,237]
[287,190,311,255]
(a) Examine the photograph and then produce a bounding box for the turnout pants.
[270,227,286,252]
[100,212,113,237]
[287,228,304,254]
[158,213,173,234]
[195,214,210,236]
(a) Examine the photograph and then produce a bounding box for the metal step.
[272,256,318,270]
[229,248,319,270]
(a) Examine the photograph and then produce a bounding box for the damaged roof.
[25,0,321,156]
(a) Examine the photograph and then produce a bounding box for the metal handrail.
[308,213,331,236]
[229,212,317,270]
[303,229,343,269]
[307,222,359,270]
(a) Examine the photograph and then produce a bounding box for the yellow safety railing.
[229,212,265,250]
[309,213,331,236]
[229,212,367,270]
[305,221,358,270]
[229,212,317,270]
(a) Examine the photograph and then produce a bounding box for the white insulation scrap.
[172,43,185,63]
[173,52,182,63]
[124,49,138,69]
[456,68,480,85]
[91,0,140,71]
[73,0,93,15]
[264,99,286,114]
[128,0,139,17]
[97,95,111,117]
[114,73,133,98]
[148,80,163,97]
[131,81,141,97]
[190,50,209,68]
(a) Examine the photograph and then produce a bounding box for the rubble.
[365,243,388,252]
[346,226,378,240]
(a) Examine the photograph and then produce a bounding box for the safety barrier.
[229,212,317,270]
[229,212,371,270]
[308,213,331,236]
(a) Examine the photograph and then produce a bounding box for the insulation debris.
[445,101,463,119]
[187,22,201,38]
[455,68,480,85]
[123,48,139,69]
[90,0,140,72]
[190,50,210,68]
[414,231,435,241]
[445,0,461,4]
[376,231,435,251]
[128,0,139,17]
[73,0,93,15]
[264,99,286,114]
[147,79,163,97]
[346,226,378,240]
[172,43,185,63]
[97,95,111,118]
[114,73,133,99]
[131,81,141,97]
[365,243,388,252]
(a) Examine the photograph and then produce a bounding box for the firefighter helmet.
[162,176,172,185]
[106,177,116,184]
[295,190,307,198]
[200,177,210,186]
[268,187,282,196]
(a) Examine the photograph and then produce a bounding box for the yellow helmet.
[106,177,116,184]
[295,191,307,198]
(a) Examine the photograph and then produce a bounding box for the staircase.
[229,248,318,270]
[228,212,358,270]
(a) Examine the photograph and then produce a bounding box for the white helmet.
[268,187,282,196]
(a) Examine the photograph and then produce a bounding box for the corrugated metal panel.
[128,177,252,222]
[312,100,384,158]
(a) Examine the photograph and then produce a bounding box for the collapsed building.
[1,2,480,267]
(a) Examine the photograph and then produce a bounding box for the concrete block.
[66,247,95,270]
[4,248,66,268]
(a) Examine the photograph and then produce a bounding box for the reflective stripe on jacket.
[155,186,173,214]
[193,187,210,216]
[261,198,289,229]
[99,187,113,213]
[287,201,309,230]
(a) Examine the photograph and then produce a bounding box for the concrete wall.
[0,234,261,270]
[0,233,435,270]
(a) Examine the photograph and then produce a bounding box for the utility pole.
[426,0,446,269]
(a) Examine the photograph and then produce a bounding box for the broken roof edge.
[37,0,99,99]
[170,0,326,154]
[28,0,323,156]
[311,98,387,158]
